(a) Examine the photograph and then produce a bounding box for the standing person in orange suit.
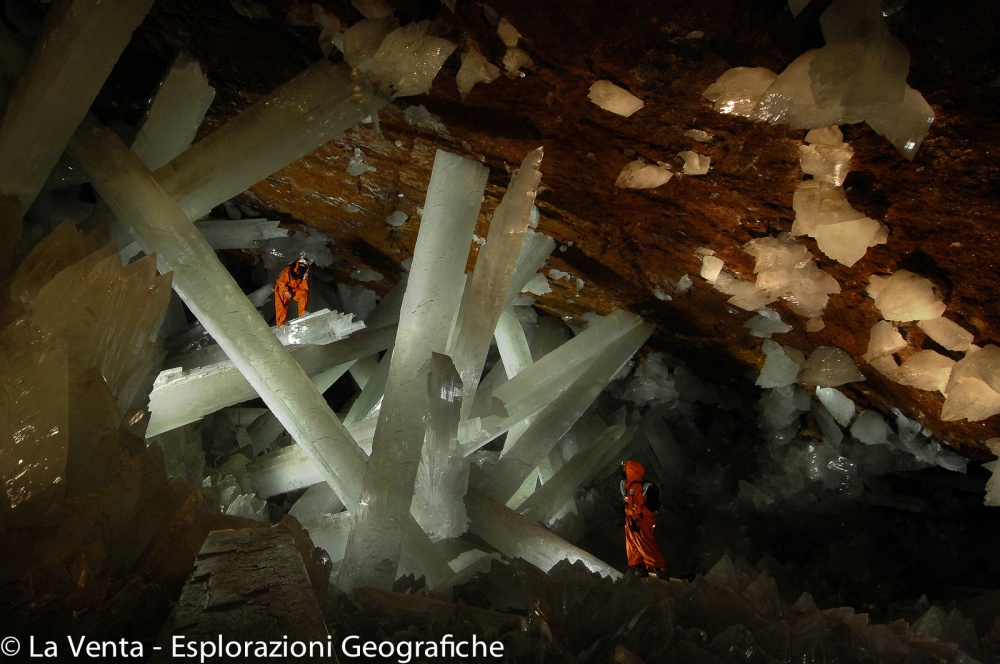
[274,257,310,327]
[620,459,667,578]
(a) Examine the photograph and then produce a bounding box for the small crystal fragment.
[347,147,377,176]
[941,345,1000,421]
[678,150,711,175]
[757,340,803,388]
[588,80,644,117]
[702,67,778,117]
[942,377,1000,422]
[850,410,890,446]
[863,321,908,362]
[502,48,533,76]
[745,307,792,338]
[404,105,450,134]
[351,267,383,282]
[917,317,974,352]
[797,346,865,387]
[816,387,856,426]
[386,210,408,227]
[792,180,880,266]
[743,234,840,319]
[684,129,713,142]
[894,350,955,393]
[675,274,693,293]
[867,270,946,322]
[456,47,500,99]
[496,18,521,47]
[700,254,724,283]
[800,128,853,186]
[615,159,672,189]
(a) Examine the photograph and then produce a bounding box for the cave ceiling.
[91,0,1000,459]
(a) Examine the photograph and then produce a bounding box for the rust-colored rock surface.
[96,0,999,458]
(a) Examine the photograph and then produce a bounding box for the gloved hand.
[629,518,640,533]
[284,290,293,299]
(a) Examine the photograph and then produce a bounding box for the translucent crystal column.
[465,490,621,579]
[147,324,396,436]
[494,308,533,378]
[481,317,653,504]
[131,51,216,172]
[0,0,153,211]
[344,349,392,425]
[167,308,364,370]
[448,148,543,414]
[250,418,376,498]
[67,116,369,513]
[0,322,68,526]
[516,423,637,523]
[512,229,557,291]
[462,310,651,454]
[338,151,488,592]
[342,277,409,426]
[86,60,388,233]
[493,307,537,450]
[411,353,469,540]
[193,218,287,251]
[162,62,387,221]
[30,250,171,411]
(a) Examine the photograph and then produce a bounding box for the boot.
[630,564,648,578]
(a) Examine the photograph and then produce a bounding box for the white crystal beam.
[159,61,387,221]
[131,51,216,172]
[85,60,388,233]
[465,489,621,579]
[112,53,217,259]
[342,277,409,425]
[338,150,488,592]
[494,308,533,378]
[301,512,451,584]
[250,419,377,498]
[167,308,364,370]
[0,0,153,212]
[67,116,369,513]
[344,349,392,425]
[507,229,557,301]
[193,218,288,251]
[515,422,637,522]
[147,324,396,436]
[411,353,469,540]
[462,310,651,455]
[70,150,450,588]
[289,483,345,521]
[481,318,653,504]
[448,148,543,415]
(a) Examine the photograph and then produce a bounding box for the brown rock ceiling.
[95,0,999,458]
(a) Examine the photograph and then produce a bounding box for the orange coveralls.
[274,260,310,327]
[621,459,666,574]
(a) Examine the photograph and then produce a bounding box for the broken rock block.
[151,526,331,663]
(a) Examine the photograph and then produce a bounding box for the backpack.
[643,482,660,513]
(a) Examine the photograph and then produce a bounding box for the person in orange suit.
[620,459,666,578]
[274,257,310,327]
